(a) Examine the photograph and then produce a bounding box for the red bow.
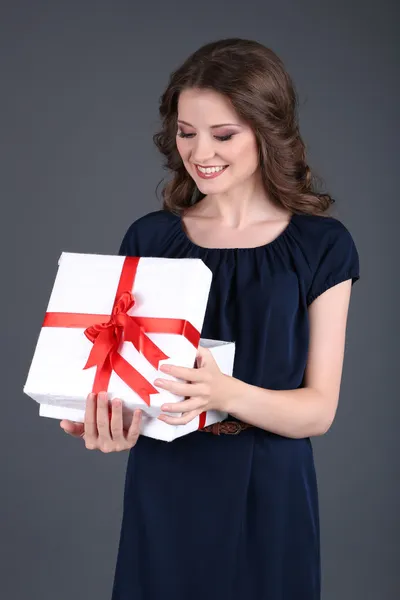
[84,290,168,373]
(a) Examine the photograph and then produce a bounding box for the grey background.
[1,1,398,599]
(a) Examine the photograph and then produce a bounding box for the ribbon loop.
[113,290,135,314]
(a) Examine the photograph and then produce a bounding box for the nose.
[191,135,216,164]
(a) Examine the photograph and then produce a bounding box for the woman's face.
[175,88,260,196]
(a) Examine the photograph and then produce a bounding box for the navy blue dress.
[111,209,360,600]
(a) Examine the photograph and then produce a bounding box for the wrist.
[216,374,246,414]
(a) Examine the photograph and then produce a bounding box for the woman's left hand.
[154,346,231,425]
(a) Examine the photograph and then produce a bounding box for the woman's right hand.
[60,392,142,452]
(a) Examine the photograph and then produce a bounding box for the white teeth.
[197,165,226,174]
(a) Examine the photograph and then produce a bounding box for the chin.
[196,179,231,194]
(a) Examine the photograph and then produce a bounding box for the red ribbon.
[43,257,207,428]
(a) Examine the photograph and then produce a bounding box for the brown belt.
[201,420,253,435]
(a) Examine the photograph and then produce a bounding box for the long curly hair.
[153,38,333,215]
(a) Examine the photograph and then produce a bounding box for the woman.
[61,38,360,599]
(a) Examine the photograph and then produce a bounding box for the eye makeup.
[177,130,236,142]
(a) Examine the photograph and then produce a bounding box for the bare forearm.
[221,376,334,439]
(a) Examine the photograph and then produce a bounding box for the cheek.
[175,137,184,158]
[230,139,259,171]
[176,137,189,161]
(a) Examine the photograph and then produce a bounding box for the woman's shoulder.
[292,212,359,258]
[118,209,180,255]
[293,212,354,238]
[291,213,360,304]
[128,209,178,231]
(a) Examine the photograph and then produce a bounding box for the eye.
[177,131,234,142]
[177,131,195,139]
[214,134,233,142]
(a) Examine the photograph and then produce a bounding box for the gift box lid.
[44,252,213,333]
[24,252,214,402]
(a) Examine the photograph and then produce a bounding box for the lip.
[194,164,229,179]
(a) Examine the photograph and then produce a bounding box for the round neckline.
[177,212,297,252]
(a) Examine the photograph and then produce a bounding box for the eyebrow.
[177,119,242,129]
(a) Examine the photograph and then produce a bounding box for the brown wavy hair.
[153,38,334,216]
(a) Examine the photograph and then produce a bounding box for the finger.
[110,398,125,442]
[154,378,200,396]
[96,392,112,441]
[125,409,142,445]
[159,364,204,382]
[84,393,98,440]
[160,397,207,413]
[196,345,213,365]
[60,420,85,437]
[158,409,201,426]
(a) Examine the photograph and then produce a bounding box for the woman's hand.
[60,392,142,452]
[154,346,232,425]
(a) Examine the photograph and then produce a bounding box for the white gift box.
[23,252,235,442]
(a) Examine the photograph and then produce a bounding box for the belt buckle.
[229,421,242,435]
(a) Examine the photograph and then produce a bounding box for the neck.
[196,173,289,228]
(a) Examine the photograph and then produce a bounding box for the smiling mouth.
[195,164,229,178]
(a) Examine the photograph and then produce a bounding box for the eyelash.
[177,132,234,142]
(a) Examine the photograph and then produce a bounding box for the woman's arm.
[223,279,354,438]
[156,279,355,438]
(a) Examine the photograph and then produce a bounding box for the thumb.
[196,345,213,368]
[60,420,85,438]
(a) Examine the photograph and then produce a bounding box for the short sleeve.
[306,222,360,305]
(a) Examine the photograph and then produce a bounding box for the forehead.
[177,88,241,124]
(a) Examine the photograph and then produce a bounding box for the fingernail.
[154,379,163,386]
[160,364,171,373]
[161,405,170,411]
